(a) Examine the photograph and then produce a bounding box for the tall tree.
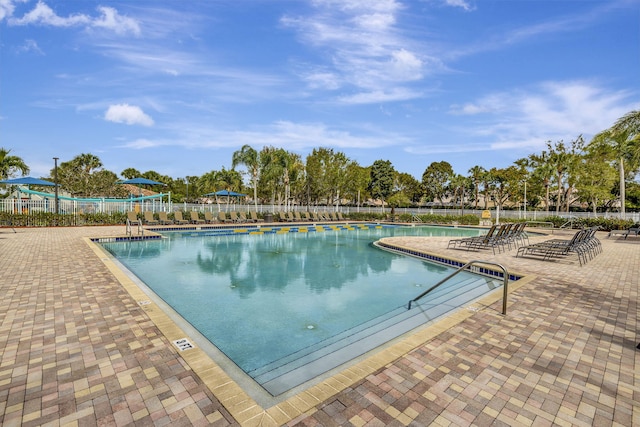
[422,161,453,206]
[528,150,554,214]
[0,148,29,180]
[576,144,617,214]
[305,148,351,208]
[395,172,422,204]
[56,153,103,197]
[467,165,486,209]
[232,145,260,210]
[343,163,370,208]
[368,160,395,211]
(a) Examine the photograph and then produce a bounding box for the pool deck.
[0,224,638,426]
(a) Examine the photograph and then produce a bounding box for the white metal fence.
[1,198,637,222]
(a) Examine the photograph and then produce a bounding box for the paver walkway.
[0,225,638,426]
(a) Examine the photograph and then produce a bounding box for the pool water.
[101,224,498,396]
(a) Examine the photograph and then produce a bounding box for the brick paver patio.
[0,225,637,426]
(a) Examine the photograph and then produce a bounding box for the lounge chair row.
[217,211,264,223]
[447,222,529,254]
[277,211,348,222]
[516,226,601,266]
[127,211,266,226]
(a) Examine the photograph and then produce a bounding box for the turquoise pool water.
[100,224,497,396]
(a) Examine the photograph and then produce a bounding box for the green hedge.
[0,211,127,227]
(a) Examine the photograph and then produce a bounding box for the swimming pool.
[100,224,502,398]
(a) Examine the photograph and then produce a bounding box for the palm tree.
[232,145,260,211]
[591,128,635,218]
[592,110,640,218]
[0,148,29,180]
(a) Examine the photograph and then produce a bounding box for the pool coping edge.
[84,236,536,426]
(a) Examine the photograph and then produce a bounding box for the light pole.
[523,180,527,219]
[53,157,59,215]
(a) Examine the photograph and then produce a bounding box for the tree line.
[1,110,639,213]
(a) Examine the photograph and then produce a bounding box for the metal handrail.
[407,260,510,315]
[125,218,143,237]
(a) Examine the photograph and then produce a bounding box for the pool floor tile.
[0,225,638,426]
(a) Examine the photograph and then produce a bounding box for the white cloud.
[17,38,43,54]
[450,80,637,152]
[104,104,154,126]
[339,88,422,104]
[8,1,140,35]
[118,120,410,152]
[444,0,474,12]
[10,1,90,26]
[91,6,140,35]
[281,0,427,104]
[0,0,19,21]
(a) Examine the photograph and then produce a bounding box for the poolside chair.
[204,211,215,223]
[311,212,320,221]
[173,211,189,225]
[287,211,296,222]
[448,224,503,253]
[329,212,338,221]
[337,212,347,221]
[143,211,159,225]
[190,211,205,224]
[294,211,303,222]
[238,212,249,223]
[218,211,231,223]
[229,211,244,223]
[516,227,601,266]
[127,211,141,226]
[448,226,493,250]
[624,224,640,239]
[158,211,174,225]
[303,212,312,221]
[278,211,289,222]
[250,211,264,223]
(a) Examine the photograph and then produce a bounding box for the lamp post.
[523,180,527,219]
[53,157,59,215]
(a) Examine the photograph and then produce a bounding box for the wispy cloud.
[119,119,410,152]
[17,38,43,54]
[281,0,429,104]
[443,0,474,12]
[6,1,140,35]
[449,80,638,151]
[445,1,627,60]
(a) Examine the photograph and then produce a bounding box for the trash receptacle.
[264,213,273,223]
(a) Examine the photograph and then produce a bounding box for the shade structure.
[118,177,166,186]
[0,176,56,186]
[204,190,246,197]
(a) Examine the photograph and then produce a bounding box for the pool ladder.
[125,218,143,237]
[407,260,509,315]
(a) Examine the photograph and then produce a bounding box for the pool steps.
[251,274,501,395]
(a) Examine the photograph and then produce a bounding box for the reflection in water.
[101,225,482,373]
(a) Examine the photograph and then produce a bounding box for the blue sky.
[1,0,639,182]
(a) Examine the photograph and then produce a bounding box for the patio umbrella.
[203,190,247,197]
[118,177,166,186]
[118,177,166,198]
[0,176,57,211]
[203,190,246,211]
[118,177,166,211]
[0,176,56,187]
